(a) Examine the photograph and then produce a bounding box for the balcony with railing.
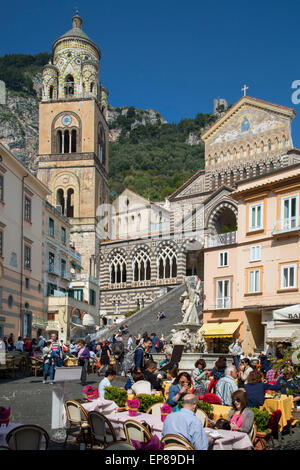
[69,246,82,263]
[272,217,300,237]
[207,231,236,248]
[214,297,231,310]
[48,264,60,276]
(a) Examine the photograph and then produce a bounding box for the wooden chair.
[146,403,164,416]
[89,358,97,374]
[104,440,135,450]
[29,357,41,377]
[163,443,192,450]
[64,399,90,449]
[6,425,49,450]
[87,411,117,448]
[195,409,209,427]
[123,419,152,444]
[250,423,257,445]
[161,434,195,450]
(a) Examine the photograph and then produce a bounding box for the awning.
[266,328,297,342]
[70,321,85,329]
[273,305,300,320]
[71,260,84,270]
[199,321,241,338]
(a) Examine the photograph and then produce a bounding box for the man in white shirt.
[229,339,243,371]
[98,368,116,399]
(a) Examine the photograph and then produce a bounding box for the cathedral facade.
[100,96,300,322]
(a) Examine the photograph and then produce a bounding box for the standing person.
[162,394,210,450]
[98,340,111,375]
[127,335,134,351]
[69,340,77,356]
[15,337,24,352]
[113,336,125,376]
[150,333,158,354]
[229,339,243,372]
[24,337,32,353]
[77,340,90,385]
[134,337,152,371]
[37,336,46,351]
[42,340,55,384]
[50,333,63,367]
[7,333,15,351]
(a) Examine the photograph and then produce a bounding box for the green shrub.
[104,386,127,407]
[197,400,214,419]
[125,307,140,318]
[136,394,164,413]
[251,408,271,433]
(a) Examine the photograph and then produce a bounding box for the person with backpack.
[155,335,164,353]
[134,337,152,371]
[113,336,125,376]
[150,333,159,354]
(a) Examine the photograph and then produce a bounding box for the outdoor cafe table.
[262,394,294,432]
[61,398,119,426]
[105,410,253,449]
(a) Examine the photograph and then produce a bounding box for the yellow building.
[0,142,50,339]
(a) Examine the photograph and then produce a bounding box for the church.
[35,13,300,327]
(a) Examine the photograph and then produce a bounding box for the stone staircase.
[93,284,190,341]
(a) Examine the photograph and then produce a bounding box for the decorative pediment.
[168,170,206,201]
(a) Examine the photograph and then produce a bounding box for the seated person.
[157,310,166,321]
[144,361,163,391]
[208,357,227,392]
[192,359,210,395]
[124,367,144,391]
[275,366,300,395]
[238,357,254,387]
[215,365,238,406]
[162,394,210,450]
[244,370,280,408]
[167,372,192,411]
[98,368,116,399]
[229,389,254,435]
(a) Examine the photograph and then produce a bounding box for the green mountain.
[0,53,219,200]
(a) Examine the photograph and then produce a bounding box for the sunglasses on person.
[179,380,189,385]
[233,398,241,403]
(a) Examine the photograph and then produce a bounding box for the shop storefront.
[266,305,300,357]
[199,321,242,354]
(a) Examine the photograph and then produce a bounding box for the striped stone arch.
[130,243,153,258]
[206,200,238,233]
[155,240,179,279]
[130,244,152,282]
[107,247,127,262]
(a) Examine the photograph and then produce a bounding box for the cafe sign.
[273,305,300,320]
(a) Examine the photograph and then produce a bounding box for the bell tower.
[37,13,110,274]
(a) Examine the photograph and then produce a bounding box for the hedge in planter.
[251,408,271,433]
[104,387,127,407]
[136,394,164,413]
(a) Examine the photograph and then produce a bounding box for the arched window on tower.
[66,188,74,217]
[56,189,65,215]
[157,244,177,279]
[71,129,77,152]
[90,82,95,93]
[49,86,54,100]
[64,130,70,154]
[98,126,106,166]
[64,75,75,97]
[57,130,62,153]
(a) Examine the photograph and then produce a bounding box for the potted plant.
[104,386,127,410]
[135,394,164,413]
[252,408,271,450]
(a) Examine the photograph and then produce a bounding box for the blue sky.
[1,0,300,146]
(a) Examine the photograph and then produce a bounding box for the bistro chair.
[64,399,90,449]
[163,443,192,450]
[6,424,49,450]
[87,411,117,448]
[104,440,135,450]
[132,380,152,395]
[195,409,209,427]
[123,419,152,444]
[146,403,164,416]
[161,434,195,450]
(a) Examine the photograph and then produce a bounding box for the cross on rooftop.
[242,84,249,96]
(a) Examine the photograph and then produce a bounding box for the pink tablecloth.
[107,411,163,440]
[105,412,253,450]
[205,429,253,450]
[62,398,119,426]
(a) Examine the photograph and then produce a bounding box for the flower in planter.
[82,385,99,400]
[131,435,165,450]
[127,398,140,416]
[160,404,172,422]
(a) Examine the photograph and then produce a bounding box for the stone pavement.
[0,372,299,450]
[0,371,127,450]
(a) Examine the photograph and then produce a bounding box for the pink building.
[202,161,300,355]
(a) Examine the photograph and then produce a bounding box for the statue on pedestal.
[180,277,201,324]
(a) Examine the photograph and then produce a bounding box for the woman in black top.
[98,340,111,375]
[244,370,280,408]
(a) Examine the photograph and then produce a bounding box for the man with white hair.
[162,394,210,450]
[215,365,238,406]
